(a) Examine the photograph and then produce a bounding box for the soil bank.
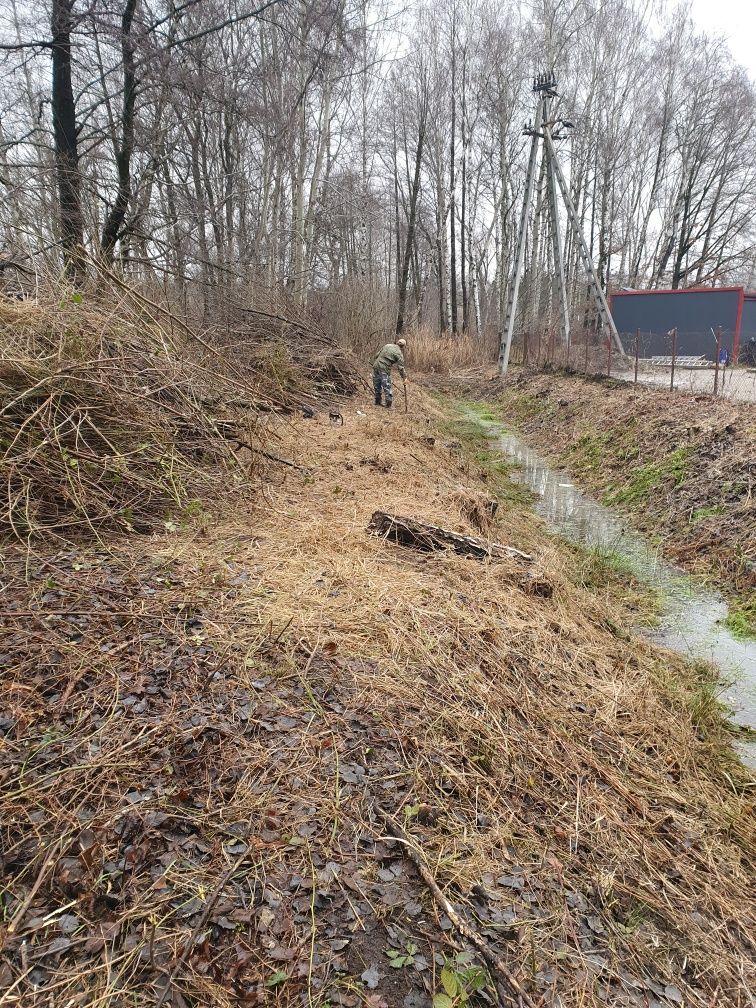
[2,384,755,1008]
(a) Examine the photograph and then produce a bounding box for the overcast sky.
[689,0,756,78]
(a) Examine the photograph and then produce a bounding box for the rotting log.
[368,510,532,563]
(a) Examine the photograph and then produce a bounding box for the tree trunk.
[101,0,138,262]
[396,94,426,335]
[51,0,85,281]
[448,22,458,335]
[460,46,468,332]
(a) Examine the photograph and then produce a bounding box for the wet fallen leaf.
[361,965,382,989]
[364,994,389,1008]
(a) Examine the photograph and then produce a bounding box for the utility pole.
[543,89,570,354]
[498,86,543,375]
[499,73,624,376]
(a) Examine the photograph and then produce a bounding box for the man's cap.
[397,338,406,346]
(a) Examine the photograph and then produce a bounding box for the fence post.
[548,327,555,365]
[606,334,612,377]
[669,327,677,392]
[714,325,721,397]
[537,328,543,366]
[634,329,639,385]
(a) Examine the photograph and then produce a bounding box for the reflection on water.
[476,419,755,764]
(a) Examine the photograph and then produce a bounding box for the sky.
[689,0,756,79]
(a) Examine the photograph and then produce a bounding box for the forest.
[2,0,756,344]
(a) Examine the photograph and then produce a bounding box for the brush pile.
[0,283,357,540]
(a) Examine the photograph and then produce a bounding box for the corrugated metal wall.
[610,289,740,360]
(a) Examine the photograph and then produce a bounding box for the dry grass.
[1,378,754,1007]
[348,324,499,376]
[403,325,498,375]
[0,281,356,542]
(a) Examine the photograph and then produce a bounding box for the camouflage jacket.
[372,343,406,378]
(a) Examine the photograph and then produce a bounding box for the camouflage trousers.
[373,368,393,404]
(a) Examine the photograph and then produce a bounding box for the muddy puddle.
[473,417,756,766]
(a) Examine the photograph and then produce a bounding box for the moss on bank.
[725,594,756,639]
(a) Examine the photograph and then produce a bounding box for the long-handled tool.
[402,378,408,413]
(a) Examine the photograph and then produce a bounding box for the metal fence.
[510,327,756,403]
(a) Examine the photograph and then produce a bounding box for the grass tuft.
[724,594,756,639]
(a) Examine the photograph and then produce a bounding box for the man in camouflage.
[372,338,406,408]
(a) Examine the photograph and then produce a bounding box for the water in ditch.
[475,418,756,766]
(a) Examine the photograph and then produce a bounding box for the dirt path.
[613,364,756,404]
[2,387,755,1007]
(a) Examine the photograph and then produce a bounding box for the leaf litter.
[0,378,754,1007]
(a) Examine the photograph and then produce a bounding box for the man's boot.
[374,395,382,407]
[384,399,393,408]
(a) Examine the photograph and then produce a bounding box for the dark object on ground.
[742,338,756,366]
[368,510,532,562]
[302,406,316,418]
[329,410,343,425]
[518,568,554,598]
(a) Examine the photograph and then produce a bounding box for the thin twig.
[154,848,253,1008]
[376,810,540,1008]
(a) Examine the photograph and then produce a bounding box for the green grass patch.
[569,432,611,471]
[604,447,690,508]
[499,392,545,425]
[724,594,756,639]
[461,400,501,423]
[570,544,662,628]
[575,545,637,585]
[567,427,641,477]
[690,504,726,524]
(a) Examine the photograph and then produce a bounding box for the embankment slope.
[2,380,754,1007]
[493,370,756,632]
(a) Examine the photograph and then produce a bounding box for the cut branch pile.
[0,282,358,541]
